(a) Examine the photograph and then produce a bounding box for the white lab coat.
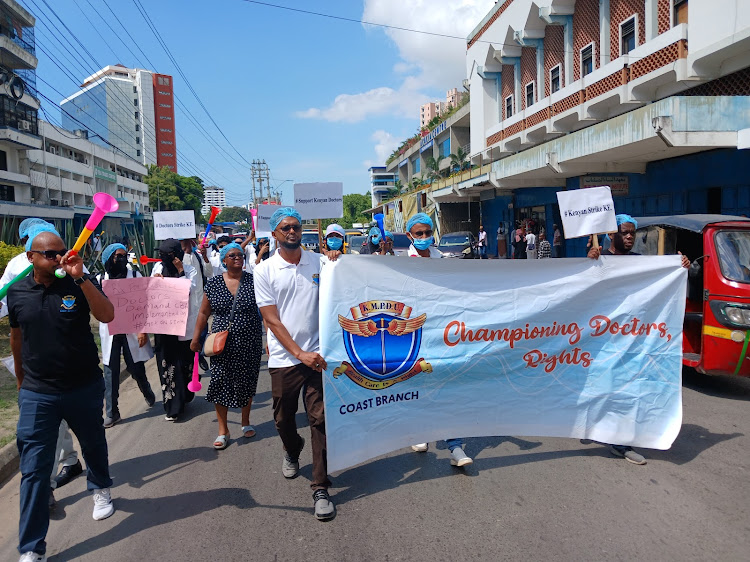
[97,268,155,366]
[209,249,224,277]
[150,261,199,340]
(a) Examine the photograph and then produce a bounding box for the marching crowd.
[2,209,689,561]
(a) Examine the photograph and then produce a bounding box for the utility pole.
[251,159,271,207]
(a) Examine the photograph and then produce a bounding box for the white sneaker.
[449,447,473,467]
[411,443,428,452]
[92,488,115,520]
[19,553,46,562]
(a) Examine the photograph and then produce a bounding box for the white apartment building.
[201,185,227,215]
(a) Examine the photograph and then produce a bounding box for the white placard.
[293,182,344,220]
[556,186,617,239]
[256,203,280,239]
[153,210,196,241]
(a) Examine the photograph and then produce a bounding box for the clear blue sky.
[20,0,495,206]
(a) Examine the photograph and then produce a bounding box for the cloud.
[362,0,496,88]
[295,86,429,124]
[295,0,495,124]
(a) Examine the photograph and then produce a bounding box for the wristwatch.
[73,276,86,286]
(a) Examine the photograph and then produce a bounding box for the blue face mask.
[326,237,343,251]
[371,235,381,245]
[412,236,433,250]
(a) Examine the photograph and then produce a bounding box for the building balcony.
[0,34,37,70]
[28,150,94,178]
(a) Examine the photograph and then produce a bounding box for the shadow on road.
[646,423,743,465]
[48,487,308,561]
[683,368,750,401]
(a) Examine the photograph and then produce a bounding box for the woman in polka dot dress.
[191,242,262,449]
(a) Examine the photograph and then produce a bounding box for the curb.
[0,438,19,486]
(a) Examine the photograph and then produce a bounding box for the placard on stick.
[556,186,617,239]
[294,182,344,220]
[153,210,196,241]
[256,203,280,239]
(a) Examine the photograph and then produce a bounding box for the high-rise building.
[60,65,177,172]
[201,185,226,216]
[419,89,466,128]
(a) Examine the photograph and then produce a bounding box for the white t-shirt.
[478,231,487,246]
[525,233,537,250]
[253,249,323,368]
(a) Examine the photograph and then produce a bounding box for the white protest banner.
[153,210,196,241]
[102,277,191,336]
[256,203,280,239]
[294,182,344,219]
[557,186,617,239]
[320,256,686,473]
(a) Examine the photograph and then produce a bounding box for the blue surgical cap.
[406,213,433,233]
[102,243,126,265]
[220,242,243,262]
[384,230,393,240]
[25,223,60,251]
[616,214,638,229]
[369,226,381,240]
[269,207,302,232]
[19,218,48,239]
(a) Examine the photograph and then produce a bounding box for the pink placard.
[102,277,191,336]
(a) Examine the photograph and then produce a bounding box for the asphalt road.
[0,362,748,561]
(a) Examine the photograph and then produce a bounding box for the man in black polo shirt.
[8,230,116,561]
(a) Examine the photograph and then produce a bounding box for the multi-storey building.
[450,0,750,257]
[201,185,227,216]
[368,166,396,208]
[420,101,447,129]
[61,65,177,172]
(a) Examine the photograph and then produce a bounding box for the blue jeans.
[445,438,464,452]
[478,245,487,259]
[103,334,153,419]
[17,379,112,555]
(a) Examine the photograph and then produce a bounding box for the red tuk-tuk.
[633,214,750,377]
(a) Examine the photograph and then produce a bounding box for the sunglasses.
[278,224,302,233]
[29,249,67,260]
[411,229,433,238]
[224,253,244,260]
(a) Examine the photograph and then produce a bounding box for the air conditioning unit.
[50,199,59,206]
[61,199,70,207]
[18,120,31,131]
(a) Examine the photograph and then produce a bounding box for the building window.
[0,184,14,202]
[133,99,138,106]
[0,150,6,171]
[620,17,636,55]
[413,158,420,174]
[525,82,535,108]
[438,138,451,158]
[161,140,173,145]
[136,150,141,157]
[505,95,513,118]
[550,65,561,94]
[581,44,594,77]
[133,86,137,93]
[135,124,140,131]
[136,136,140,144]
[157,76,171,86]
[159,103,172,108]
[161,152,174,157]
[134,111,139,119]
[159,116,172,120]
[158,90,171,96]
[159,128,172,133]
[674,0,688,25]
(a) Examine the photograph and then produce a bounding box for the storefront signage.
[580,175,629,197]
[421,121,447,147]
[94,165,117,183]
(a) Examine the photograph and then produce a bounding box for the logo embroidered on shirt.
[312,274,320,286]
[61,295,77,311]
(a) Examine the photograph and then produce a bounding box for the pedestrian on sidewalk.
[477,225,488,259]
[254,207,335,521]
[190,242,263,450]
[9,228,116,561]
[98,244,156,428]
[525,230,538,260]
[552,224,563,257]
[151,239,198,422]
[406,213,473,468]
[496,221,507,258]
[537,232,552,259]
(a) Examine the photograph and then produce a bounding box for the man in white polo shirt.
[253,207,334,521]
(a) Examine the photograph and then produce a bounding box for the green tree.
[145,165,204,221]
[424,156,442,183]
[449,147,469,173]
[216,206,251,223]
